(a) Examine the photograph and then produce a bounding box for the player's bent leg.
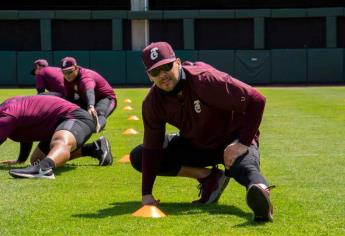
[9,113,96,179]
[129,144,143,172]
[48,130,77,166]
[228,145,274,221]
[95,98,116,131]
[8,130,75,180]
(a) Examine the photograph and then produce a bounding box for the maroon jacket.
[141,61,266,195]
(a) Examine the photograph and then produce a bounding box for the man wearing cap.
[31,59,65,97]
[0,95,113,179]
[129,41,274,222]
[60,57,116,132]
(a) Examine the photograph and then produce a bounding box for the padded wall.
[198,50,235,75]
[234,50,271,84]
[89,51,126,85]
[308,49,344,83]
[271,49,307,83]
[0,52,17,86]
[126,51,148,85]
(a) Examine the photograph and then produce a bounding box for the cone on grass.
[124,99,132,103]
[122,128,139,135]
[123,106,133,111]
[132,205,166,218]
[128,115,140,121]
[118,154,130,163]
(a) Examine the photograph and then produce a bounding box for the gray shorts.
[38,109,95,154]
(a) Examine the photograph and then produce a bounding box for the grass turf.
[0,87,344,235]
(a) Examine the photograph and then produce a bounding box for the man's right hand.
[88,105,101,132]
[88,105,97,118]
[142,194,160,206]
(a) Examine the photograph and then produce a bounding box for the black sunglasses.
[148,62,174,77]
[62,69,75,75]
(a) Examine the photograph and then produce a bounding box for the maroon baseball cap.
[60,57,77,70]
[30,59,48,75]
[141,42,176,72]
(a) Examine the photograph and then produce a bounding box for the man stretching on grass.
[0,95,113,179]
[130,42,274,222]
[60,57,117,132]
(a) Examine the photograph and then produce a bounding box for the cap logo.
[150,47,159,60]
[62,60,67,67]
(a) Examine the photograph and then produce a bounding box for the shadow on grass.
[52,165,77,176]
[73,201,252,221]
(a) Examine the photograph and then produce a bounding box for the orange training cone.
[122,128,139,135]
[124,99,132,103]
[123,106,133,111]
[118,154,130,163]
[132,205,167,218]
[128,115,140,121]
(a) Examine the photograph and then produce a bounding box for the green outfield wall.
[0,8,344,86]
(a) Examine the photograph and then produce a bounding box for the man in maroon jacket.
[31,59,65,97]
[0,95,113,179]
[60,57,117,132]
[130,42,274,222]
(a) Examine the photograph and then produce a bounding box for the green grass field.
[0,87,344,235]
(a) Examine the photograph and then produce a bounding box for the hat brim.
[146,58,176,72]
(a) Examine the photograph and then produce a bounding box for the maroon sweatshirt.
[0,95,80,144]
[35,66,65,95]
[141,61,266,195]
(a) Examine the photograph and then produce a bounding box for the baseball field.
[0,86,344,235]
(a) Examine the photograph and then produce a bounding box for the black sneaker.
[9,164,55,180]
[192,167,230,204]
[94,136,113,166]
[246,184,275,222]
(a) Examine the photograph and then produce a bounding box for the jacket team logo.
[150,48,159,60]
[193,100,201,113]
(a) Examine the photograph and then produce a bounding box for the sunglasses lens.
[162,62,173,72]
[149,68,160,77]
[63,70,73,75]
[149,62,174,77]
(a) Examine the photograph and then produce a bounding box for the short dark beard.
[158,68,185,96]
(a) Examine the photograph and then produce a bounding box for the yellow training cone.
[132,205,167,218]
[118,154,130,163]
[123,106,133,111]
[124,99,132,103]
[122,128,139,135]
[128,115,140,121]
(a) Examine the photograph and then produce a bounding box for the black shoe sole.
[246,184,273,222]
[9,171,55,180]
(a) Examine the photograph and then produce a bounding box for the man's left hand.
[224,141,249,170]
[0,159,19,165]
